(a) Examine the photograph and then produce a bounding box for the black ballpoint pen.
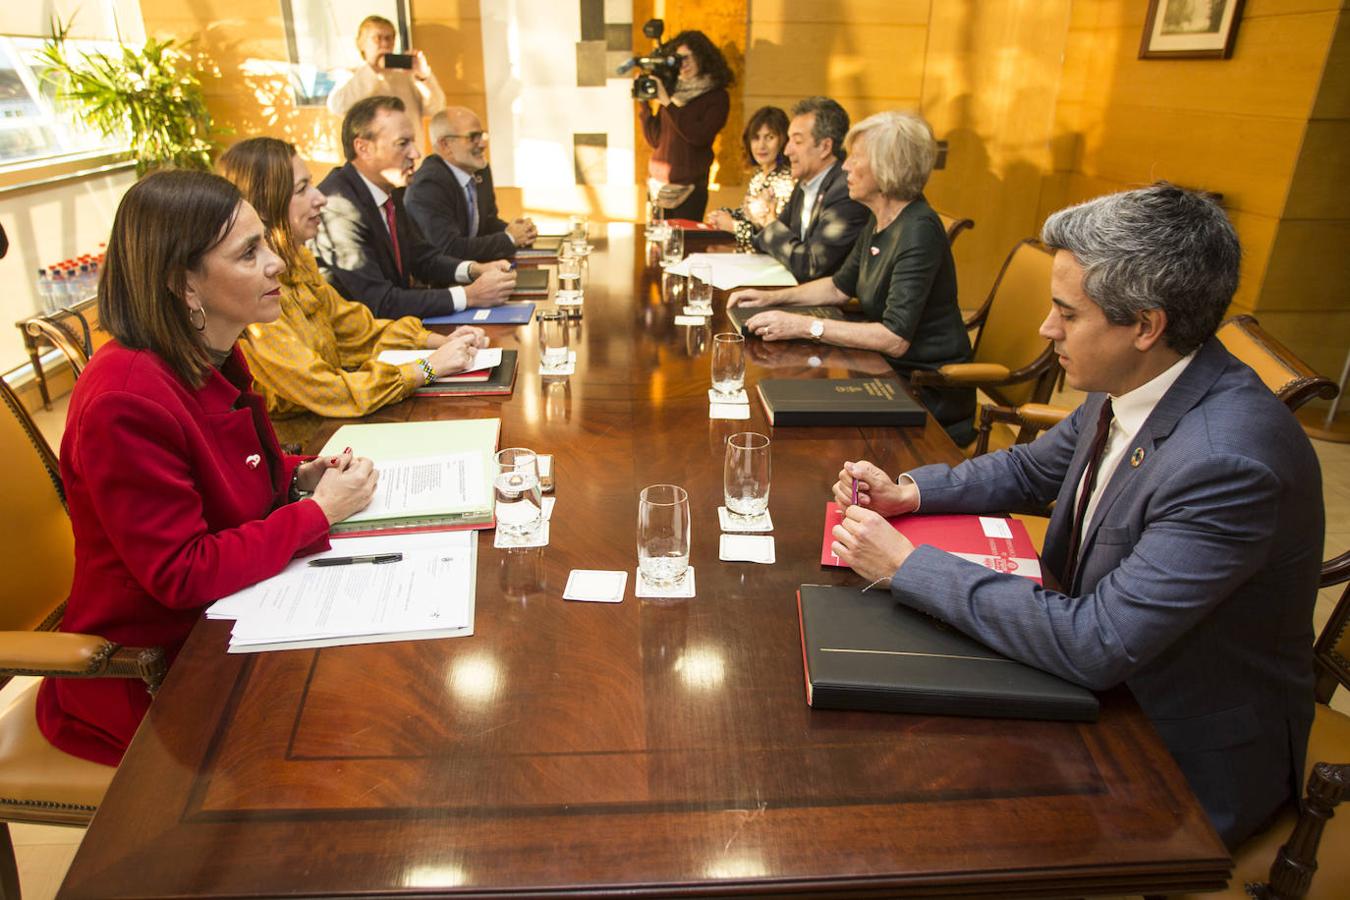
[308,553,403,567]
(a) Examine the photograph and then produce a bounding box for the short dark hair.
[791,96,850,161]
[341,95,405,161]
[1041,182,1241,355]
[664,30,734,89]
[99,171,242,388]
[741,106,788,169]
[218,137,302,275]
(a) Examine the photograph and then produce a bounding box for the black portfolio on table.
[797,584,1099,722]
[510,267,551,297]
[726,304,843,338]
[757,378,927,427]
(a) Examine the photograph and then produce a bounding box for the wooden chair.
[912,238,1060,420]
[1173,552,1350,900]
[973,313,1341,455]
[935,212,974,247]
[15,298,100,409]
[0,375,165,900]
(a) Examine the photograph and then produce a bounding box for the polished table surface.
[59,227,1230,898]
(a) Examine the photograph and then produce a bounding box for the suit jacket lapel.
[1040,395,1107,583]
[807,165,840,235]
[341,164,404,287]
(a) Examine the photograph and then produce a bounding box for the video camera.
[617,19,679,101]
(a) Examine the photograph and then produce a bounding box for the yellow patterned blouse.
[242,247,433,419]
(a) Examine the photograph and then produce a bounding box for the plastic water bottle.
[36,269,56,313]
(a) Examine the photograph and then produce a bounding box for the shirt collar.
[1110,349,1198,438]
[444,159,476,188]
[356,169,391,209]
[801,161,835,197]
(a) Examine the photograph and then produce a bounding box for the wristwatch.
[809,319,826,342]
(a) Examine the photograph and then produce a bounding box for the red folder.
[819,502,1042,584]
[662,218,717,231]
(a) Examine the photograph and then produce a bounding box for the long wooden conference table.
[59,227,1231,898]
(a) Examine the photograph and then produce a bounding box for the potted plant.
[36,20,217,175]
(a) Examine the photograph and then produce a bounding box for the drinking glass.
[724,432,771,520]
[556,256,583,309]
[568,214,591,256]
[538,309,570,373]
[711,332,746,397]
[687,261,713,314]
[494,448,543,537]
[638,484,691,586]
[660,226,684,268]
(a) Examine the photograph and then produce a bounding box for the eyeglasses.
[445,131,488,143]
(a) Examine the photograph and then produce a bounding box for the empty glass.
[711,332,746,397]
[568,214,591,256]
[724,432,771,520]
[687,261,713,314]
[538,309,570,373]
[660,226,684,269]
[638,484,691,587]
[556,256,583,310]
[494,448,543,537]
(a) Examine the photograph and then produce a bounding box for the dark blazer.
[753,162,869,282]
[36,342,331,765]
[314,162,466,319]
[405,158,515,262]
[893,338,1323,849]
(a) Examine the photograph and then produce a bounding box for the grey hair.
[1040,183,1240,355]
[844,111,935,201]
[791,96,850,160]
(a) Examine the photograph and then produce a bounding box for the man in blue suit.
[830,183,1323,850]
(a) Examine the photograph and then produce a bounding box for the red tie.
[382,198,404,277]
[1062,398,1114,591]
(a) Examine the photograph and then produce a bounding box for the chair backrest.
[0,376,73,634]
[1314,551,1350,704]
[971,239,1057,407]
[936,212,975,246]
[1217,315,1338,412]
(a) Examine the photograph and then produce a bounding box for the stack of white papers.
[662,253,798,290]
[377,348,502,378]
[206,531,477,653]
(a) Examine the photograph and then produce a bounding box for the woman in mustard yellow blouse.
[218,137,486,418]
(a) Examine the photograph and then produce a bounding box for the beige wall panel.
[1284,119,1350,218]
[1057,24,1124,107]
[1247,309,1350,379]
[1074,107,1303,218]
[744,22,927,101]
[416,21,487,95]
[1226,209,1281,313]
[1067,0,1146,30]
[740,95,923,123]
[412,0,483,20]
[1260,220,1350,312]
[748,0,928,25]
[1245,0,1343,16]
[1311,11,1350,118]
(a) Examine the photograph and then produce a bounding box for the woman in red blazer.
[36,171,378,766]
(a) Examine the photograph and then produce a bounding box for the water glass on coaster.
[557,255,583,315]
[724,432,771,525]
[660,226,684,269]
[687,261,714,316]
[711,332,746,399]
[494,448,544,539]
[538,309,570,374]
[637,484,691,589]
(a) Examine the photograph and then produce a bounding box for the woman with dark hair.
[35,170,378,766]
[637,29,732,221]
[218,137,486,419]
[706,105,794,250]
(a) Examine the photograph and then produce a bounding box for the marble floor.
[5,394,1348,900]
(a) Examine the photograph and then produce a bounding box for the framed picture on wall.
[1139,0,1246,59]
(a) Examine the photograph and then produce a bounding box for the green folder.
[318,419,501,535]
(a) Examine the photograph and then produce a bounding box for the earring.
[188,305,207,332]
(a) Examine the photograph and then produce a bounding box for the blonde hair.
[844,111,936,201]
[356,15,395,46]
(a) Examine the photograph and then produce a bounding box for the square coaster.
[709,403,750,420]
[719,533,776,564]
[539,351,577,376]
[674,315,707,326]
[681,306,713,317]
[635,567,696,598]
[563,569,628,603]
[542,496,556,520]
[718,506,773,532]
[707,388,749,404]
[494,521,549,549]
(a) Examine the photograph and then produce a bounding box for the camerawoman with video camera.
[625,20,732,221]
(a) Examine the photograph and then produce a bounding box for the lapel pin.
[869,245,880,256]
[245,454,261,469]
[1130,447,1145,467]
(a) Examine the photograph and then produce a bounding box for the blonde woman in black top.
[729,110,974,443]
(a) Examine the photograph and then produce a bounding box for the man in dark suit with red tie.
[829,184,1324,850]
[314,96,516,320]
[405,107,537,262]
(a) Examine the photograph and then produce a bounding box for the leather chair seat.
[0,680,111,814]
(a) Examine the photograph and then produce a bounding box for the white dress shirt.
[356,170,470,312]
[797,162,835,241]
